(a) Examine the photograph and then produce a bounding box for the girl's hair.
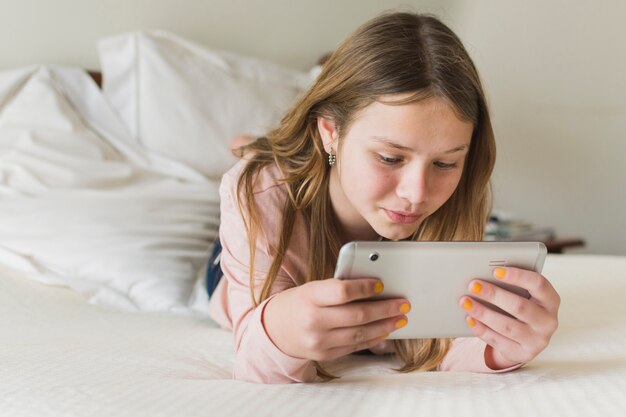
[236,11,496,379]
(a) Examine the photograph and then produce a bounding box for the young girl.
[207,11,560,384]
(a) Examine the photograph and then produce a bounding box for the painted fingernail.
[395,319,408,329]
[462,298,473,311]
[471,282,482,294]
[467,317,476,327]
[380,334,389,340]
[399,303,411,314]
[494,267,506,280]
[374,282,384,294]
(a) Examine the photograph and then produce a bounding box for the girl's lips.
[383,209,423,224]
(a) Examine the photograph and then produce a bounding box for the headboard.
[87,71,102,88]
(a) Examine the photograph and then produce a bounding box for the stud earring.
[328,151,336,166]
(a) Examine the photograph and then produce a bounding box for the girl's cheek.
[437,174,463,202]
[371,172,396,197]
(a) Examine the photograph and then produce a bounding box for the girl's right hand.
[262,278,410,361]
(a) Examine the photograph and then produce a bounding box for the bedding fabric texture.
[0,66,219,314]
[1,254,626,417]
[98,30,313,180]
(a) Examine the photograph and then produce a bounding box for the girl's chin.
[375,225,421,241]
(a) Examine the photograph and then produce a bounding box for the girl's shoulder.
[221,158,287,202]
[220,158,302,254]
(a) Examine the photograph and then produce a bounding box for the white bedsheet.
[2,254,626,417]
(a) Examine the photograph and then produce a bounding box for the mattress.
[2,254,626,417]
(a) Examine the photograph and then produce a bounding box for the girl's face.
[321,96,474,242]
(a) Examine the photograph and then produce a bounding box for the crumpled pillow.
[0,66,218,315]
[98,30,312,180]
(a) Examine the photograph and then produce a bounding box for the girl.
[207,11,560,384]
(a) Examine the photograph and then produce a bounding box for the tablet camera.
[369,252,379,261]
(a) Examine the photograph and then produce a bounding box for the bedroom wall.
[0,0,448,71]
[1,0,624,255]
[446,1,626,255]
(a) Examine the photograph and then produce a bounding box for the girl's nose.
[396,167,428,205]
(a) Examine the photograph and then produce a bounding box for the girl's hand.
[263,278,410,361]
[459,267,560,369]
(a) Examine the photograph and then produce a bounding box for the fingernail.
[395,319,408,329]
[462,298,473,311]
[494,267,506,280]
[467,317,476,327]
[471,282,482,294]
[399,303,411,314]
[374,282,384,294]
[380,334,389,340]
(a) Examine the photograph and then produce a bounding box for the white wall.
[447,1,626,255]
[1,0,624,254]
[0,0,447,71]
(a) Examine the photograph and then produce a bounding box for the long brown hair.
[236,11,496,379]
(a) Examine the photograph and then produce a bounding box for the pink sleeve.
[438,337,524,373]
[210,167,317,383]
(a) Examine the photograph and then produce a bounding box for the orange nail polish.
[399,303,411,314]
[467,317,476,327]
[374,282,384,294]
[471,282,482,294]
[380,334,389,340]
[494,267,506,280]
[462,299,473,311]
[395,319,408,329]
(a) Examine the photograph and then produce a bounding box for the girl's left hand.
[459,266,560,369]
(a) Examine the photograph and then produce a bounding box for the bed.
[2,31,626,417]
[3,255,626,416]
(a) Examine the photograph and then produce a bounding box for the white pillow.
[98,31,311,180]
[0,66,218,315]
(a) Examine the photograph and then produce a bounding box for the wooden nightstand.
[543,238,586,254]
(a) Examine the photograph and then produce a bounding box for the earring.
[328,151,336,167]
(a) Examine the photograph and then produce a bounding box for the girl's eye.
[377,154,402,165]
[434,161,458,169]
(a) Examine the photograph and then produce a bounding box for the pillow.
[0,66,218,315]
[98,31,312,180]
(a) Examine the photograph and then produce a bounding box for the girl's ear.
[317,116,338,154]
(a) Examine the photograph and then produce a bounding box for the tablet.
[334,241,547,339]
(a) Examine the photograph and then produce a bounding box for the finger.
[467,280,546,325]
[459,295,531,342]
[369,339,395,355]
[461,294,557,362]
[492,267,561,313]
[322,334,391,361]
[327,315,408,349]
[319,298,411,328]
[323,317,407,359]
[463,315,526,363]
[309,278,384,306]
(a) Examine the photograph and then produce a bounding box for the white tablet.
[334,241,547,339]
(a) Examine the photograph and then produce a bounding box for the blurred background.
[1,0,624,255]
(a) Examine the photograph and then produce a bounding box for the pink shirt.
[208,159,522,383]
